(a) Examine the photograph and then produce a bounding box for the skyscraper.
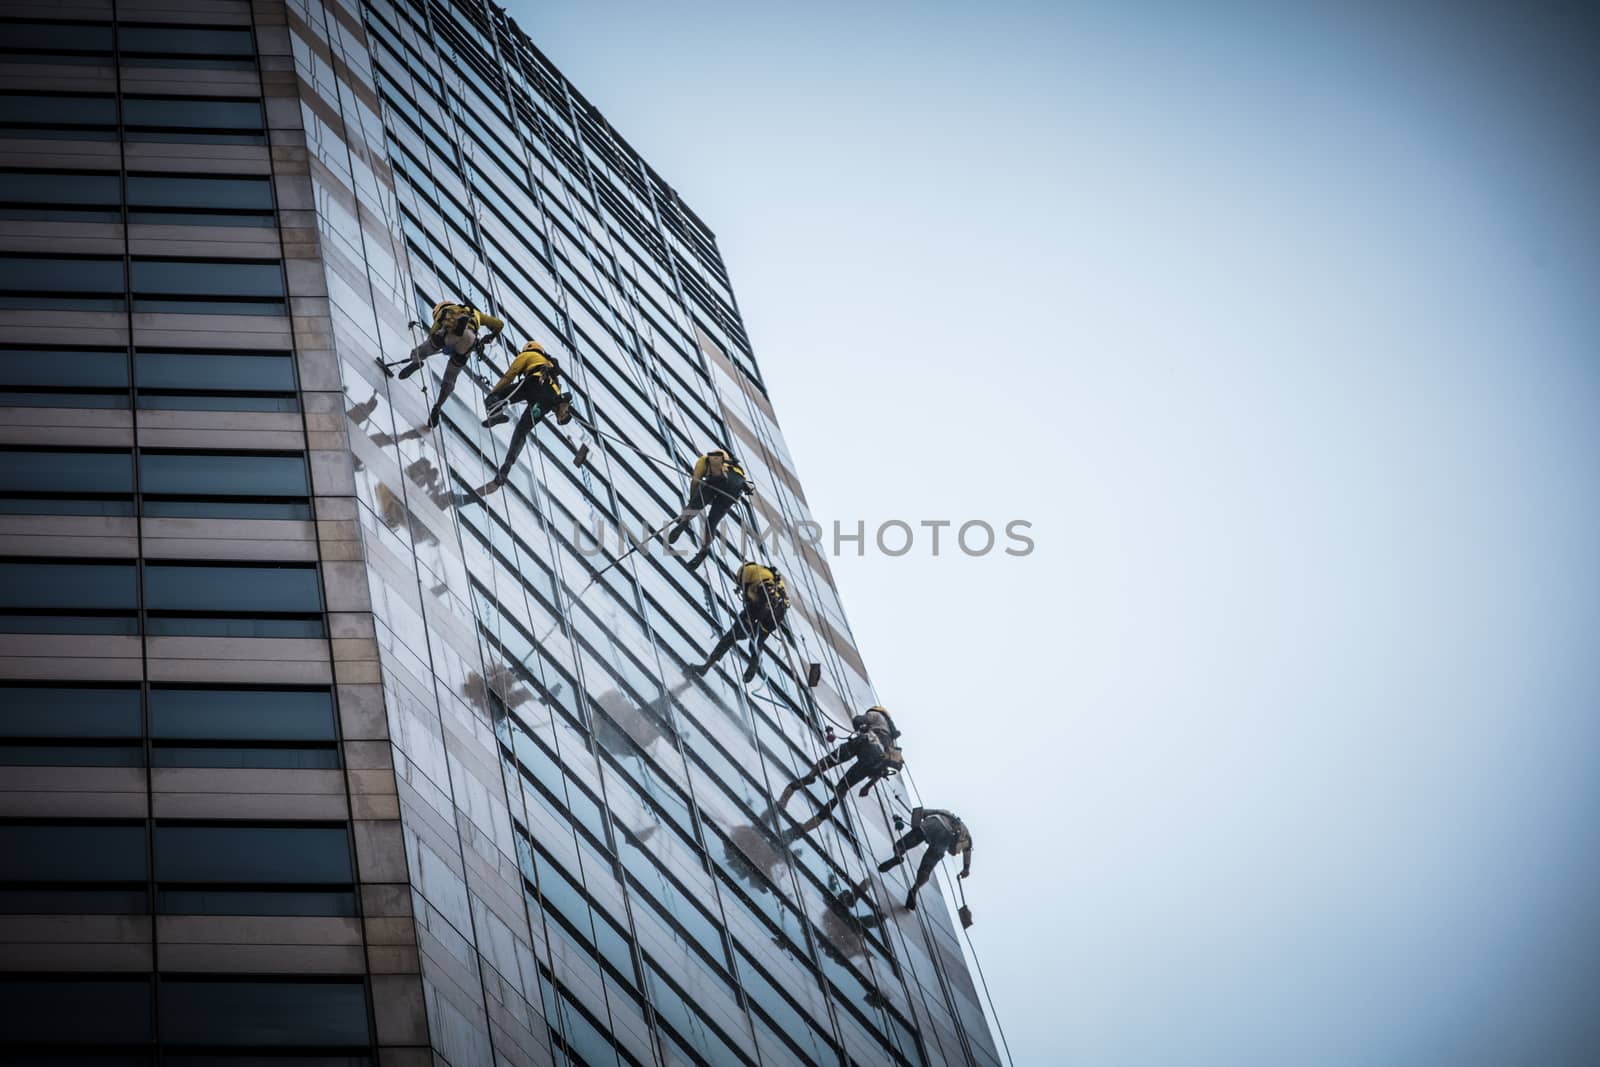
[0,2,1002,1065]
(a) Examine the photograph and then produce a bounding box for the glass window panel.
[0,348,128,389]
[0,170,120,208]
[143,563,322,614]
[130,259,283,298]
[0,822,148,881]
[0,886,148,914]
[0,93,118,128]
[0,21,115,55]
[158,888,357,916]
[149,687,334,741]
[0,255,123,293]
[0,977,151,1044]
[0,560,137,610]
[122,97,264,131]
[118,26,255,57]
[126,174,272,211]
[140,452,308,497]
[150,745,339,769]
[155,824,354,884]
[159,979,371,1047]
[0,449,132,494]
[134,351,294,393]
[0,685,141,738]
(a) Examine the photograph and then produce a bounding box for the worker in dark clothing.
[778,706,903,839]
[478,340,572,493]
[876,807,972,911]
[399,300,506,427]
[689,561,788,683]
[666,449,751,568]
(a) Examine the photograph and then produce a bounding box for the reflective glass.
[0,21,114,55]
[0,170,119,209]
[0,822,147,881]
[130,258,283,298]
[122,97,264,131]
[118,25,255,58]
[0,685,140,738]
[0,977,151,1044]
[134,351,293,392]
[126,173,272,210]
[0,255,123,293]
[143,563,322,613]
[159,979,371,1046]
[0,93,117,129]
[155,824,354,883]
[0,449,132,495]
[149,687,334,741]
[0,560,137,610]
[140,452,308,497]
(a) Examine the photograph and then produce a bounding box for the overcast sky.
[511,2,1600,1063]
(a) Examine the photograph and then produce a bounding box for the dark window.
[118,24,256,69]
[0,254,125,311]
[159,978,371,1047]
[0,20,114,62]
[0,820,149,913]
[155,824,353,883]
[122,96,265,145]
[0,977,151,1044]
[143,562,323,637]
[0,558,138,634]
[149,687,338,769]
[129,258,285,315]
[0,684,142,768]
[0,345,130,408]
[135,350,298,411]
[0,448,135,515]
[0,169,121,221]
[126,173,274,226]
[0,91,118,139]
[140,451,311,519]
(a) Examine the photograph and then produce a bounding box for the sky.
[510,3,1600,1064]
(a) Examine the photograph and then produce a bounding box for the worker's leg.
[687,498,733,568]
[494,404,539,482]
[878,828,926,872]
[904,846,944,910]
[788,760,872,837]
[691,617,746,676]
[740,629,769,683]
[427,350,472,426]
[397,333,443,378]
[779,741,852,807]
[666,505,703,546]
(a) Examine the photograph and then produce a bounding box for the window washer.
[477,340,573,493]
[398,300,505,427]
[875,806,972,911]
[778,706,903,839]
[689,561,789,683]
[666,449,751,568]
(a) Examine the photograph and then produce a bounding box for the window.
[0,448,135,515]
[0,254,125,311]
[0,684,142,768]
[155,823,355,916]
[0,169,120,221]
[130,257,285,314]
[0,91,118,139]
[127,173,274,226]
[0,977,152,1045]
[143,561,324,637]
[135,349,298,411]
[0,558,138,634]
[159,978,371,1047]
[118,24,256,69]
[0,820,149,913]
[122,96,265,144]
[140,451,311,519]
[0,20,114,63]
[150,687,339,769]
[0,346,129,408]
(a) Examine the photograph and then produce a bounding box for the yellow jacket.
[737,562,787,609]
[491,347,557,393]
[430,302,504,339]
[692,450,744,486]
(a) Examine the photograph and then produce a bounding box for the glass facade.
[0,1,998,1064]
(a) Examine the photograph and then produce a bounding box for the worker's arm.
[490,352,530,393]
[960,844,972,878]
[478,312,505,340]
[690,454,708,488]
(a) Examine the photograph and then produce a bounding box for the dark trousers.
[493,377,560,480]
[883,826,948,900]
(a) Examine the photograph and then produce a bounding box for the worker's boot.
[427,403,443,428]
[903,890,918,912]
[686,547,710,569]
[877,854,904,874]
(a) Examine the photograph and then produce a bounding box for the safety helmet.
[521,340,545,354]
